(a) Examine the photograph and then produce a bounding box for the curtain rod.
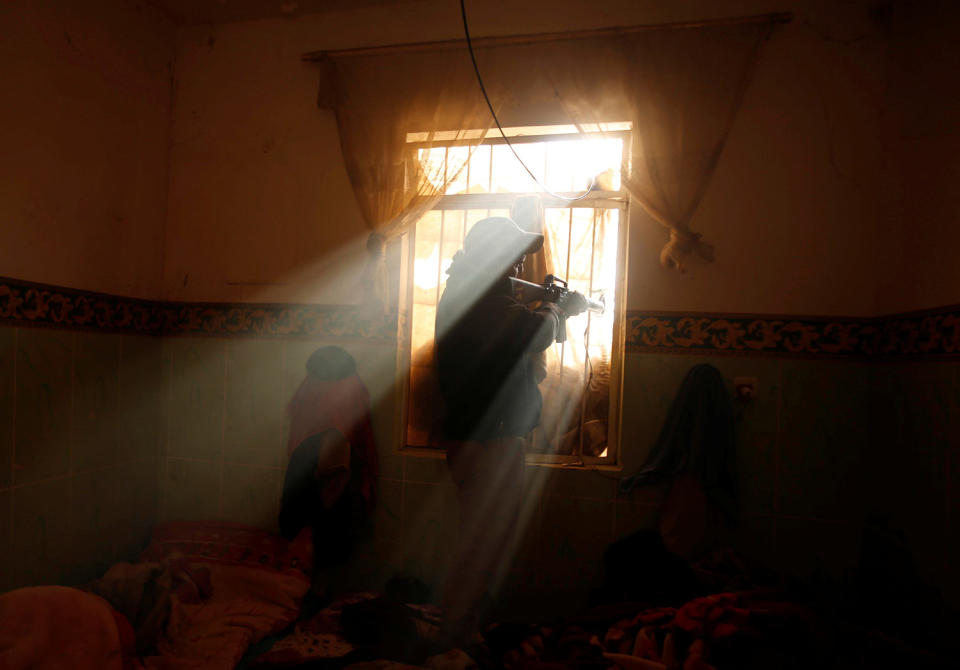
[301,11,791,61]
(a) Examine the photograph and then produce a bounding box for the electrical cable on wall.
[461,0,614,468]
[460,0,596,202]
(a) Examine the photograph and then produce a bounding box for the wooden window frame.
[395,130,630,470]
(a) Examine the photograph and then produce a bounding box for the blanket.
[86,521,312,670]
[0,585,135,670]
[491,591,816,670]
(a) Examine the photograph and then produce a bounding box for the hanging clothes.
[281,347,379,567]
[285,346,378,508]
[280,429,369,568]
[620,364,738,559]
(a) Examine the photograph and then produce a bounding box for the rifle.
[509,274,605,343]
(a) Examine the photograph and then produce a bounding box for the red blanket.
[603,591,813,669]
[0,585,134,670]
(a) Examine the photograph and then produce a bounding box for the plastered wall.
[0,326,162,591]
[0,0,174,299]
[162,0,910,315]
[879,0,960,312]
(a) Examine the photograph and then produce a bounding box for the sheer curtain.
[317,49,493,309]
[543,22,771,271]
[318,19,772,300]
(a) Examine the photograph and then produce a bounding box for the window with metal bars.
[398,126,629,467]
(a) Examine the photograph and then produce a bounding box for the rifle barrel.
[509,278,605,314]
[584,296,605,314]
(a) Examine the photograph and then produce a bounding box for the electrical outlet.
[733,377,758,401]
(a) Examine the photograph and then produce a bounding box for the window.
[398,125,629,467]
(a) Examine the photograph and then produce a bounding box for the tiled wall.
[346,352,959,622]
[620,355,881,577]
[493,353,958,619]
[871,360,960,603]
[4,319,957,616]
[157,337,402,533]
[0,325,162,592]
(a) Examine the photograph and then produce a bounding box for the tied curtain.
[317,49,493,309]
[540,22,771,271]
[318,19,772,308]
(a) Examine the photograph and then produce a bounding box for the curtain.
[319,20,770,288]
[318,49,493,309]
[542,23,770,271]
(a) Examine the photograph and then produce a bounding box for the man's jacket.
[436,255,561,440]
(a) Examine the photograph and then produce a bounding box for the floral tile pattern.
[0,276,398,341]
[625,309,960,357]
[0,278,162,335]
[3,275,959,356]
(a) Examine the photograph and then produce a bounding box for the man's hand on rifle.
[557,290,588,316]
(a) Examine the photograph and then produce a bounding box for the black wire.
[459,0,596,202]
[459,0,609,469]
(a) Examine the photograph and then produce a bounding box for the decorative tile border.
[0,277,164,335]
[3,276,958,355]
[0,276,398,341]
[876,309,960,357]
[625,309,960,358]
[157,303,399,341]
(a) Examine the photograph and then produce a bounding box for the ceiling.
[148,0,420,25]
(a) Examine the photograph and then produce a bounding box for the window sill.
[399,445,621,472]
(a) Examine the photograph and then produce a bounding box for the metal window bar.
[436,212,446,308]
[435,147,450,311]
[543,144,551,194]
[407,129,631,152]
[465,144,471,194]
[577,208,600,459]
[408,207,625,462]
[435,192,626,210]
[443,145,450,190]
[555,207,575,454]
[488,143,495,196]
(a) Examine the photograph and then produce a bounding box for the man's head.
[462,216,544,277]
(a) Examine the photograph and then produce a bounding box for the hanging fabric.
[315,17,775,298]
[529,21,772,271]
[316,49,493,310]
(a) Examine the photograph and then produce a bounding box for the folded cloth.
[0,585,132,670]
